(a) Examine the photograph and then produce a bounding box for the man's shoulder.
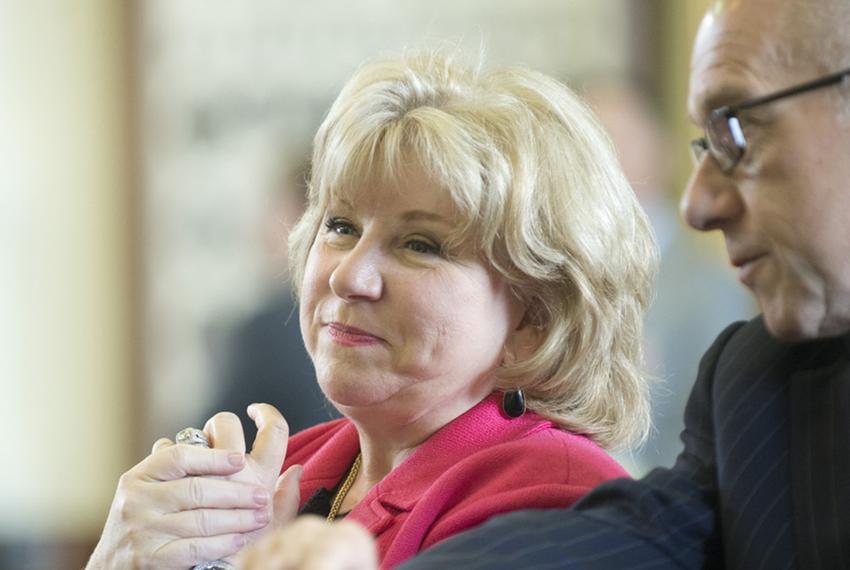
[703,316,850,384]
[708,315,787,361]
[718,315,844,358]
[722,314,769,342]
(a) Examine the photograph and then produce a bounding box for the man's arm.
[399,321,745,569]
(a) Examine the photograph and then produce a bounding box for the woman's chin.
[318,379,387,410]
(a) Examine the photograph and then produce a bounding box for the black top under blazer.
[400,317,850,569]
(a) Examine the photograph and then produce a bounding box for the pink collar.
[297,393,557,513]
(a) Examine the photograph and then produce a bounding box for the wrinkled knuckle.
[124,528,141,551]
[115,486,141,523]
[188,539,203,564]
[116,494,132,522]
[196,508,212,537]
[117,471,134,490]
[188,476,205,508]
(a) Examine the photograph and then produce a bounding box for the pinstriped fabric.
[711,320,799,569]
[399,318,850,569]
[789,337,850,569]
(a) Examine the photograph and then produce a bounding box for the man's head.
[681,0,850,341]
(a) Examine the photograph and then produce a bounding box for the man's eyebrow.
[691,85,755,124]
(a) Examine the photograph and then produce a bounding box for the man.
[395,0,850,567]
[238,0,850,567]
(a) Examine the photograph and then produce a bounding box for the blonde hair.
[289,50,658,449]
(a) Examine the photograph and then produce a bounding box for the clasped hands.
[87,404,376,569]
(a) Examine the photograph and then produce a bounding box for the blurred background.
[1,0,752,567]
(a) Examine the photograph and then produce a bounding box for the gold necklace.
[327,452,362,521]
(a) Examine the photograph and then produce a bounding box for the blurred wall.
[0,0,135,549]
[662,0,713,196]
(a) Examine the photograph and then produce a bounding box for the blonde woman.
[88,50,657,570]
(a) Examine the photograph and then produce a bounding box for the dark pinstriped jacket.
[400,317,850,569]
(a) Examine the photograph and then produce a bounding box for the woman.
[87,50,657,570]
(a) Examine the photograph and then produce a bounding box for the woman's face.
[299,169,525,422]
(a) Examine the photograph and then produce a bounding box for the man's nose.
[329,241,384,302]
[680,157,744,231]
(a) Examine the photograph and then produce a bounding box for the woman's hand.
[237,516,378,570]
[86,404,300,570]
[202,404,303,542]
[86,442,267,569]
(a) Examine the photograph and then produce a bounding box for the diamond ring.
[176,427,210,447]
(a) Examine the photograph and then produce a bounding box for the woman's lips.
[325,322,384,346]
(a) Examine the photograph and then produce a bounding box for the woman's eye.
[324,217,357,236]
[406,239,440,255]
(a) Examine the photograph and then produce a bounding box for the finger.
[272,464,303,526]
[247,517,377,570]
[153,534,246,569]
[161,477,270,511]
[205,411,246,454]
[159,506,271,538]
[245,517,327,569]
[237,529,299,569]
[248,403,289,472]
[152,438,173,454]
[304,520,378,570]
[142,445,246,481]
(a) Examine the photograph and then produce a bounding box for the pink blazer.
[282,393,628,569]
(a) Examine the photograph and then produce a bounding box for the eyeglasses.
[690,66,850,173]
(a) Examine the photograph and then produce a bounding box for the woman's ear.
[503,309,545,364]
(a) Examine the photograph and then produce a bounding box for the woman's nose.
[328,243,384,302]
[680,157,744,232]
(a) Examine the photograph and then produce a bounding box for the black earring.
[501,388,526,418]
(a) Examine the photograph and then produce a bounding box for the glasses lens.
[706,110,746,172]
[689,138,708,165]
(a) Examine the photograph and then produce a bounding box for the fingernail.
[254,489,269,505]
[229,452,245,467]
[247,403,259,417]
[233,534,246,548]
[255,508,270,524]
